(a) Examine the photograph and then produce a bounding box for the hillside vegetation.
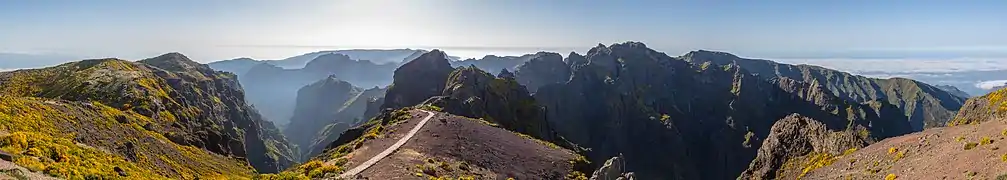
[0,53,296,179]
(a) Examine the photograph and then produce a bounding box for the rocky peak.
[565,52,589,70]
[497,68,515,79]
[423,66,552,140]
[514,52,571,93]
[382,49,455,109]
[401,49,451,70]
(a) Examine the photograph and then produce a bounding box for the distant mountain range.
[208,49,461,75]
[5,43,1001,179]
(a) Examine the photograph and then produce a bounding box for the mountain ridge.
[0,53,297,178]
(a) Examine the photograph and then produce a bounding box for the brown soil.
[805,119,1007,179]
[340,110,578,179]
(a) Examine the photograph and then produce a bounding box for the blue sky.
[1,0,1005,61]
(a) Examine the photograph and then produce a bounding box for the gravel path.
[337,110,435,179]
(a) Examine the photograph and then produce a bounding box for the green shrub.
[964,142,979,150]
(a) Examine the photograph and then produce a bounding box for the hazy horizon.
[2,0,1006,61]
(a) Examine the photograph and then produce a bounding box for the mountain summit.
[382,50,454,110]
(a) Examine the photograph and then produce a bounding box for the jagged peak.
[399,49,451,70]
[587,43,612,55]
[498,68,516,79]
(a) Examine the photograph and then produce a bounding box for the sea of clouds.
[774,58,1007,74]
[770,58,1007,96]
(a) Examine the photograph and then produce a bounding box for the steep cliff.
[381,50,454,110]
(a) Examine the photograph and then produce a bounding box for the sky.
[1,0,1006,62]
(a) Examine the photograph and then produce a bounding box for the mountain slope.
[528,42,912,179]
[804,88,1007,179]
[681,50,967,130]
[0,53,297,178]
[949,87,1007,125]
[296,108,589,179]
[937,85,971,98]
[803,117,1007,179]
[423,66,554,140]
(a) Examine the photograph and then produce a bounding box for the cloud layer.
[774,58,1007,74]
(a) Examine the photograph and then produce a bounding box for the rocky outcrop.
[590,154,635,180]
[681,50,967,130]
[739,114,869,180]
[423,66,553,140]
[514,52,571,93]
[949,87,1006,125]
[382,50,454,109]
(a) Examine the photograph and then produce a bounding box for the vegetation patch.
[964,142,979,150]
[256,160,341,180]
[0,131,164,179]
[885,173,897,180]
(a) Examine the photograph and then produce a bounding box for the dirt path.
[337,110,436,179]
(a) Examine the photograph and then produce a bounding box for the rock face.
[949,87,1007,125]
[0,53,296,178]
[528,42,912,179]
[681,50,967,130]
[283,76,358,159]
[739,114,869,180]
[382,50,454,110]
[514,52,571,93]
[423,66,553,140]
